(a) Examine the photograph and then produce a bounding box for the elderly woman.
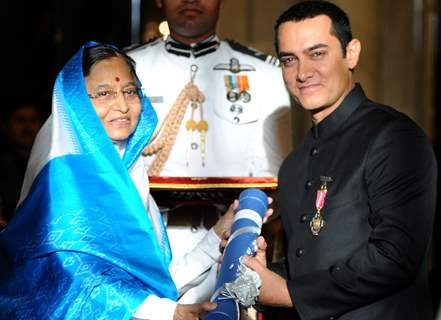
[0,42,235,319]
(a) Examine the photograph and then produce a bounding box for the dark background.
[0,0,140,113]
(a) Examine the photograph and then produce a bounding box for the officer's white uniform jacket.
[128,36,291,317]
[128,36,292,177]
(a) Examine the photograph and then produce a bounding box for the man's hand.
[249,236,268,267]
[243,236,293,307]
[173,302,217,320]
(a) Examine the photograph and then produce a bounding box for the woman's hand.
[218,197,274,255]
[262,196,274,223]
[214,197,274,238]
[173,302,217,320]
[213,200,238,238]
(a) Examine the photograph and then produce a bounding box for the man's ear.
[346,38,361,70]
[155,0,163,9]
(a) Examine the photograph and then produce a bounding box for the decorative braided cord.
[143,81,205,176]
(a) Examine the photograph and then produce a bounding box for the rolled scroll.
[205,188,268,320]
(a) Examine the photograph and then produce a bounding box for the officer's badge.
[224,75,251,103]
[213,57,255,73]
[213,58,257,124]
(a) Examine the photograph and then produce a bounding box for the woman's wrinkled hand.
[217,197,274,257]
[213,200,238,238]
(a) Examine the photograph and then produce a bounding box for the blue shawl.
[0,42,177,319]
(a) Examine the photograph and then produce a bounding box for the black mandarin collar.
[165,35,220,58]
[312,83,367,140]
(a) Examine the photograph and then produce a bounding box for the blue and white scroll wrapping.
[205,188,268,320]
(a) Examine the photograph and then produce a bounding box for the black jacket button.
[310,147,319,156]
[296,248,304,257]
[305,180,313,189]
[300,214,307,223]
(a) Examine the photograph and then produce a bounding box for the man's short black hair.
[275,0,352,56]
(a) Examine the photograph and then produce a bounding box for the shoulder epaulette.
[123,37,162,52]
[225,39,280,67]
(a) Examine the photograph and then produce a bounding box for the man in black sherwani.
[244,1,437,319]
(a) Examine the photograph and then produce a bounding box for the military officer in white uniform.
[127,0,291,306]
[130,36,291,177]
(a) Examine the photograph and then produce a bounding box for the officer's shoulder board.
[225,39,280,67]
[123,37,162,53]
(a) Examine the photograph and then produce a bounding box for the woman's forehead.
[86,57,135,85]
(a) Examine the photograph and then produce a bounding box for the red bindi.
[115,76,120,82]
